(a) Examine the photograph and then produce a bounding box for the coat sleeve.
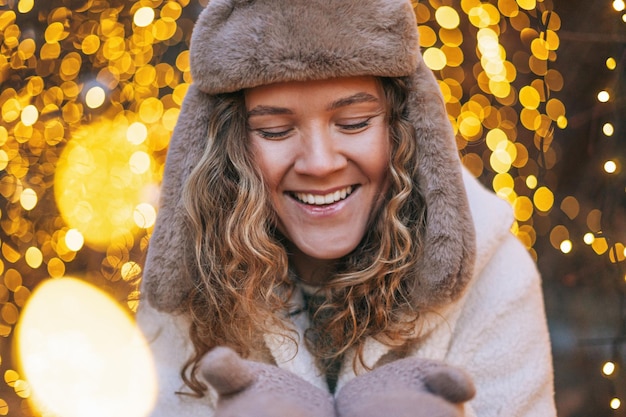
[445,233,557,417]
[136,300,216,417]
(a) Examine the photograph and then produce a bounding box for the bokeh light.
[54,119,159,251]
[85,86,106,109]
[611,398,622,410]
[15,278,157,417]
[134,7,156,28]
[598,90,611,102]
[604,160,618,174]
[0,1,611,415]
[603,123,615,136]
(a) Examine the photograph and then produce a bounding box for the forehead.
[243,76,384,110]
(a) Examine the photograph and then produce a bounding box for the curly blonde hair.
[181,77,426,395]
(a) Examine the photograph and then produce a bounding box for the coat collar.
[263,170,514,394]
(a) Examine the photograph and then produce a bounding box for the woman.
[137,0,556,416]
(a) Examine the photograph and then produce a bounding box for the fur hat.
[142,0,476,313]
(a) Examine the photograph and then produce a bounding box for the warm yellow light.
[486,128,507,151]
[614,0,626,12]
[121,261,142,281]
[606,57,617,70]
[534,186,554,212]
[517,0,537,11]
[65,229,84,252]
[603,123,615,136]
[55,119,155,250]
[17,0,34,13]
[583,233,595,245]
[130,151,151,174]
[519,86,541,110]
[604,160,617,173]
[127,122,148,145]
[611,397,621,410]
[85,86,106,109]
[20,188,37,211]
[423,47,447,71]
[20,104,38,126]
[133,203,157,229]
[435,6,460,29]
[512,196,533,222]
[134,7,155,27]
[598,90,610,103]
[25,247,43,269]
[604,361,617,376]
[622,13,626,22]
[15,277,157,417]
[525,175,538,189]
[560,240,572,254]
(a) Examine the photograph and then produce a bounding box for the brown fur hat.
[142,0,476,312]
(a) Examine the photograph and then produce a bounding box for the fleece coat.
[136,0,556,416]
[137,171,556,417]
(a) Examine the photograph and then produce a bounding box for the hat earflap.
[406,60,476,308]
[142,84,210,312]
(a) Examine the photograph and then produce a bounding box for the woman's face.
[245,76,390,281]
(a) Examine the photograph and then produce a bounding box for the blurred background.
[0,0,624,415]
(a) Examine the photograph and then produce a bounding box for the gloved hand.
[335,356,476,417]
[200,346,335,417]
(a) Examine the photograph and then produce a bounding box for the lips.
[291,185,355,206]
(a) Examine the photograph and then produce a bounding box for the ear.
[406,57,477,309]
[141,84,211,312]
[423,365,476,404]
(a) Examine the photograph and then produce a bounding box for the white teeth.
[294,186,354,206]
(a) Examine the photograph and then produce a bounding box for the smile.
[291,186,355,206]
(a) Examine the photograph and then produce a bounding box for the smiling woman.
[136,1,557,416]
[246,77,391,279]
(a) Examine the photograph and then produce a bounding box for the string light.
[598,90,611,102]
[603,123,615,136]
[590,1,626,409]
[611,398,621,410]
[85,86,106,109]
[560,240,573,254]
[603,361,617,376]
[606,57,617,70]
[0,0,577,414]
[604,160,618,174]
[134,7,156,27]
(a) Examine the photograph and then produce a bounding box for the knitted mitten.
[336,356,476,417]
[200,346,335,417]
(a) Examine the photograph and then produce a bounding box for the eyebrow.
[247,105,294,117]
[326,92,380,111]
[247,92,381,118]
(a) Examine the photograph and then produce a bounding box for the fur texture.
[190,0,419,94]
[142,0,476,312]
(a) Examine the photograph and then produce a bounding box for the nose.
[293,128,347,177]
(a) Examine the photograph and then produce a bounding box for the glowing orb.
[54,118,157,250]
[15,277,157,417]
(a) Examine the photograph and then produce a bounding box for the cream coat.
[137,169,557,417]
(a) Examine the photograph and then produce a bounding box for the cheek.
[364,128,392,184]
[250,137,284,190]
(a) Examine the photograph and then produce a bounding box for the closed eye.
[337,117,375,133]
[253,127,294,140]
